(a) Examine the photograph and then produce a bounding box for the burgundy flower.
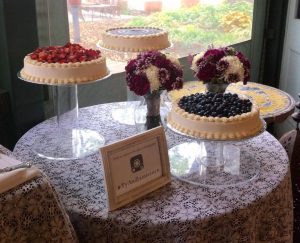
[204,48,225,62]
[196,60,216,82]
[227,73,240,83]
[216,59,229,76]
[171,77,183,90]
[154,57,170,69]
[125,51,183,95]
[126,74,150,96]
[125,59,137,73]
[237,52,250,69]
[158,68,170,84]
[236,52,250,84]
[163,66,183,91]
[193,47,251,85]
[172,67,183,80]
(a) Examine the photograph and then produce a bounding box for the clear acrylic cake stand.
[167,120,266,188]
[18,72,110,160]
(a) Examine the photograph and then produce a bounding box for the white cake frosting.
[100,27,170,52]
[20,56,108,84]
[168,102,264,140]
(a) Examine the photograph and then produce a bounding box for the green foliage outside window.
[126,1,253,47]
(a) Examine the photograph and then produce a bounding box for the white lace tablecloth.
[13,102,293,243]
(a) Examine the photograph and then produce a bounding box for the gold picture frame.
[100,126,171,211]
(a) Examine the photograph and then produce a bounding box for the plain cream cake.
[20,43,109,84]
[100,27,170,52]
[167,92,264,140]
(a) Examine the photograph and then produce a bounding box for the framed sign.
[100,126,171,211]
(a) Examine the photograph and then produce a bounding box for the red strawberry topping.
[28,42,101,63]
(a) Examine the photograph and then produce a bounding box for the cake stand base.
[169,142,260,187]
[111,102,136,125]
[32,128,105,160]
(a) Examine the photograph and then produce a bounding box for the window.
[67,0,254,72]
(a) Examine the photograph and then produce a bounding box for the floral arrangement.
[125,51,183,96]
[191,47,250,85]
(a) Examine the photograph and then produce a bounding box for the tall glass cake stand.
[18,72,110,160]
[167,120,266,187]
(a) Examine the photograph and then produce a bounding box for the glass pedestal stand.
[168,122,266,187]
[18,73,109,160]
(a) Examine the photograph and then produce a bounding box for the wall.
[0,0,45,148]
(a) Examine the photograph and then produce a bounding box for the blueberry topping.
[178,93,252,118]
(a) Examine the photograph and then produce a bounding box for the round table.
[13,102,293,243]
[169,81,295,124]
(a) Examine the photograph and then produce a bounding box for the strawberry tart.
[100,27,170,52]
[20,42,109,84]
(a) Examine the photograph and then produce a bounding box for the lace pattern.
[0,145,78,243]
[13,103,293,243]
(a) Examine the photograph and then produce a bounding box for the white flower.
[191,52,204,72]
[220,56,244,82]
[165,54,181,68]
[145,64,160,92]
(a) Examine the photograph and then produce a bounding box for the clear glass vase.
[134,90,171,132]
[205,81,229,93]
